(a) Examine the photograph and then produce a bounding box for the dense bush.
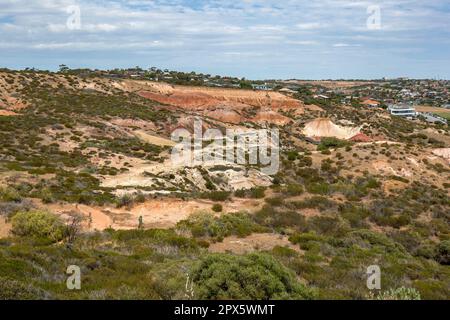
[234,187,266,199]
[436,240,450,265]
[191,253,316,300]
[284,184,304,196]
[200,191,231,202]
[254,206,307,233]
[0,187,22,202]
[178,212,265,241]
[317,138,350,151]
[290,196,335,211]
[11,210,66,242]
[0,199,34,217]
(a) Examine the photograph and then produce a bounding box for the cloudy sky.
[0,0,449,79]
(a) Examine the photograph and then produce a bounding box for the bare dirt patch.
[0,110,18,116]
[432,148,450,162]
[0,217,12,238]
[40,197,263,231]
[133,130,176,147]
[302,118,361,140]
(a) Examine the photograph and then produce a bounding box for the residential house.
[361,99,380,108]
[388,104,418,118]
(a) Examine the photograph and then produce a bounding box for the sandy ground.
[208,233,302,254]
[0,217,11,238]
[432,148,450,162]
[302,118,361,140]
[41,197,264,231]
[0,110,18,116]
[133,130,176,147]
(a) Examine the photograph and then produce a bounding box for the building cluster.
[342,79,449,107]
[56,66,449,125]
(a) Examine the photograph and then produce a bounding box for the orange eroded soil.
[41,197,264,231]
[0,217,12,238]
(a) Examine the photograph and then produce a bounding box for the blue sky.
[0,0,449,79]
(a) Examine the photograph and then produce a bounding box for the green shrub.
[286,151,298,161]
[306,182,330,195]
[436,240,450,265]
[0,199,34,217]
[298,156,313,167]
[11,210,66,242]
[234,187,266,199]
[271,246,298,258]
[265,197,284,207]
[339,204,370,228]
[254,206,306,233]
[40,187,55,204]
[0,187,22,202]
[116,194,133,208]
[289,232,326,250]
[285,184,303,196]
[191,253,316,300]
[212,204,223,212]
[307,215,348,236]
[318,137,350,151]
[290,196,335,211]
[201,191,230,202]
[178,212,264,240]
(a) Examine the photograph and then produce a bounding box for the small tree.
[66,211,85,244]
[58,64,70,73]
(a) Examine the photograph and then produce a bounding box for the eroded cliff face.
[133,80,307,125]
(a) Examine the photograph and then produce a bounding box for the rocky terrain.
[0,70,449,300]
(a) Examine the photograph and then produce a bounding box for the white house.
[388,104,418,118]
[252,84,270,91]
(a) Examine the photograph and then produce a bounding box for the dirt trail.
[133,130,176,147]
[41,197,263,231]
[44,203,114,230]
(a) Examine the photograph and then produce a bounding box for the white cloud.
[333,43,362,47]
[295,22,325,30]
[0,0,449,78]
[286,40,320,45]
